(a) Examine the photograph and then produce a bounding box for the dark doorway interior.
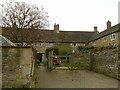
[37,53,42,62]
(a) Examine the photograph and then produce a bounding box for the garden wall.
[77,47,119,79]
[90,48,119,79]
[2,46,36,88]
[72,52,90,70]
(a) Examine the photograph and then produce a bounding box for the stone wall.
[2,46,36,88]
[69,52,90,70]
[91,48,119,79]
[77,47,119,79]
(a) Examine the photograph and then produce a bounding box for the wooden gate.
[47,50,91,70]
[47,50,74,70]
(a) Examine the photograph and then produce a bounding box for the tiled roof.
[54,31,95,43]
[2,23,120,43]
[39,30,95,43]
[2,27,95,43]
[89,23,120,42]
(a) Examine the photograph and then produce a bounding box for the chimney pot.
[94,26,97,32]
[107,20,111,29]
[54,23,59,33]
[94,26,99,34]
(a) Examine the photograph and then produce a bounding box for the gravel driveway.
[35,65,118,88]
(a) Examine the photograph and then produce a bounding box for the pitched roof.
[54,31,95,43]
[89,23,120,42]
[2,27,95,43]
[2,23,120,44]
[38,30,95,43]
[0,35,16,46]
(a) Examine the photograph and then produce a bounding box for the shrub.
[53,43,73,55]
[77,46,94,51]
[46,47,59,55]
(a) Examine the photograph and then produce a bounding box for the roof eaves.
[89,24,120,42]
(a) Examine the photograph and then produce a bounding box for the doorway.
[37,53,42,63]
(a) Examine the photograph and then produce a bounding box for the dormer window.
[110,33,116,40]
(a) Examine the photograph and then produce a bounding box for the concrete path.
[35,64,118,88]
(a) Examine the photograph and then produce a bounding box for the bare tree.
[0,1,49,45]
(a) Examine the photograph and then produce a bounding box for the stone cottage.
[88,21,120,47]
[2,21,120,61]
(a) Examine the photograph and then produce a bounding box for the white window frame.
[110,33,116,40]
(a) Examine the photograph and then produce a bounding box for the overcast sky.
[1,0,120,32]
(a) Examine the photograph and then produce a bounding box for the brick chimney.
[94,26,99,34]
[54,23,59,33]
[107,20,111,29]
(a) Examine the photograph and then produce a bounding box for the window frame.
[110,33,116,40]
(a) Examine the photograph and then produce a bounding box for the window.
[73,43,76,47]
[110,34,116,40]
[70,43,76,47]
[104,37,106,40]
[47,43,53,47]
[104,37,107,42]
[35,42,41,47]
[93,43,96,46]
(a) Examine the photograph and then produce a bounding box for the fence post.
[51,50,53,70]
[48,52,50,69]
[49,50,53,70]
[70,54,73,71]
[89,51,93,71]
